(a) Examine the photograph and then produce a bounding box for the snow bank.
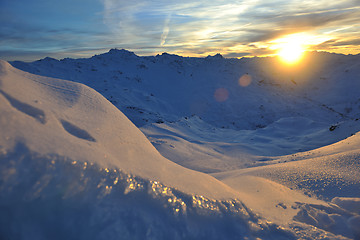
[0,146,293,240]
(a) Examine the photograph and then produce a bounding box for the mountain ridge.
[9,49,360,161]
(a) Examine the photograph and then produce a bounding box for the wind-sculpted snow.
[0,89,46,124]
[0,145,294,240]
[213,145,360,239]
[60,119,96,142]
[293,202,360,239]
[249,151,360,201]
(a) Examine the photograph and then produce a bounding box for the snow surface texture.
[2,50,360,239]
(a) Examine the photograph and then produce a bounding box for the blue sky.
[1,0,360,61]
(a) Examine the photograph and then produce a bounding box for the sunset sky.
[1,0,359,61]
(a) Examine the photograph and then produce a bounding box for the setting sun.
[278,42,304,64]
[271,33,310,65]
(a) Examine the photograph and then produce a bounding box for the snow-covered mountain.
[11,49,360,170]
[1,50,360,239]
[11,50,360,129]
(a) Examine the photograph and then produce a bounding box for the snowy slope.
[0,60,240,199]
[213,138,360,239]
[3,50,360,239]
[1,60,294,239]
[141,115,360,172]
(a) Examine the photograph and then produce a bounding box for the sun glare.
[273,34,308,65]
[278,42,304,64]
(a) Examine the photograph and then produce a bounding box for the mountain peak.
[37,57,58,62]
[106,48,138,58]
[206,53,224,59]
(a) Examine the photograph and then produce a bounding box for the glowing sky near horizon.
[1,0,360,61]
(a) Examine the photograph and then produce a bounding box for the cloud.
[160,15,171,46]
[279,8,359,29]
[98,0,360,57]
[223,52,250,58]
[0,19,110,61]
[2,0,360,60]
[0,0,109,60]
[315,37,360,51]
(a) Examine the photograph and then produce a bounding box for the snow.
[2,50,360,239]
[0,60,238,199]
[332,198,360,215]
[1,145,289,240]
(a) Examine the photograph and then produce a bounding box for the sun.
[272,33,308,65]
[278,42,304,64]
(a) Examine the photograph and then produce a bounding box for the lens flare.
[238,74,252,87]
[214,88,229,102]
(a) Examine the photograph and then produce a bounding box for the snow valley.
[1,49,360,239]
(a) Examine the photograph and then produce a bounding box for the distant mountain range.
[11,49,360,130]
